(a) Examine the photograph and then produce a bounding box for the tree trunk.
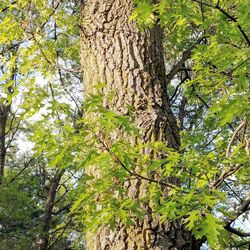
[0,104,9,184]
[37,169,64,250]
[80,0,199,249]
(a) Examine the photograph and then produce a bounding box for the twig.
[233,240,250,248]
[170,75,189,102]
[38,0,62,33]
[48,219,72,249]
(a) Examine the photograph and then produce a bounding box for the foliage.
[0,0,249,249]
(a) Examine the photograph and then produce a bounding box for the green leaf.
[184,210,200,231]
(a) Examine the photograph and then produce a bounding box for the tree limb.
[225,224,250,237]
[166,36,206,85]
[210,164,242,189]
[225,198,250,226]
[226,121,246,158]
[191,0,250,46]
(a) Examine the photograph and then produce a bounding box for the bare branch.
[225,225,250,237]
[226,121,246,158]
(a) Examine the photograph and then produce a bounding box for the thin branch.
[9,161,33,183]
[48,219,72,249]
[170,75,189,102]
[233,240,250,248]
[191,0,250,46]
[94,131,179,190]
[202,130,221,148]
[31,33,52,64]
[191,0,214,8]
[52,203,71,216]
[191,84,210,108]
[5,119,21,150]
[231,58,250,74]
[210,164,242,189]
[224,180,243,202]
[0,1,17,13]
[48,82,63,125]
[38,0,62,32]
[226,121,246,158]
[225,225,250,237]
[178,96,188,130]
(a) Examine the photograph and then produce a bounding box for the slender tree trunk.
[0,46,18,184]
[80,0,200,249]
[37,169,64,250]
[0,105,9,184]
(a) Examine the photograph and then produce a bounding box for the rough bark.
[80,0,199,249]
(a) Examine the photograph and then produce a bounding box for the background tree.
[0,1,84,249]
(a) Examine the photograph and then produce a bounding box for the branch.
[224,198,250,226]
[48,219,72,249]
[210,164,242,189]
[170,75,189,102]
[232,240,250,248]
[191,0,250,46]
[93,130,180,190]
[7,158,34,185]
[191,84,210,108]
[5,119,21,150]
[0,1,17,13]
[48,82,64,125]
[166,36,206,85]
[178,96,188,130]
[38,0,62,32]
[223,180,243,202]
[231,58,250,73]
[191,0,214,8]
[52,203,71,216]
[225,225,250,237]
[226,121,246,158]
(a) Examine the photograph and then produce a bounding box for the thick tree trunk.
[80,0,199,249]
